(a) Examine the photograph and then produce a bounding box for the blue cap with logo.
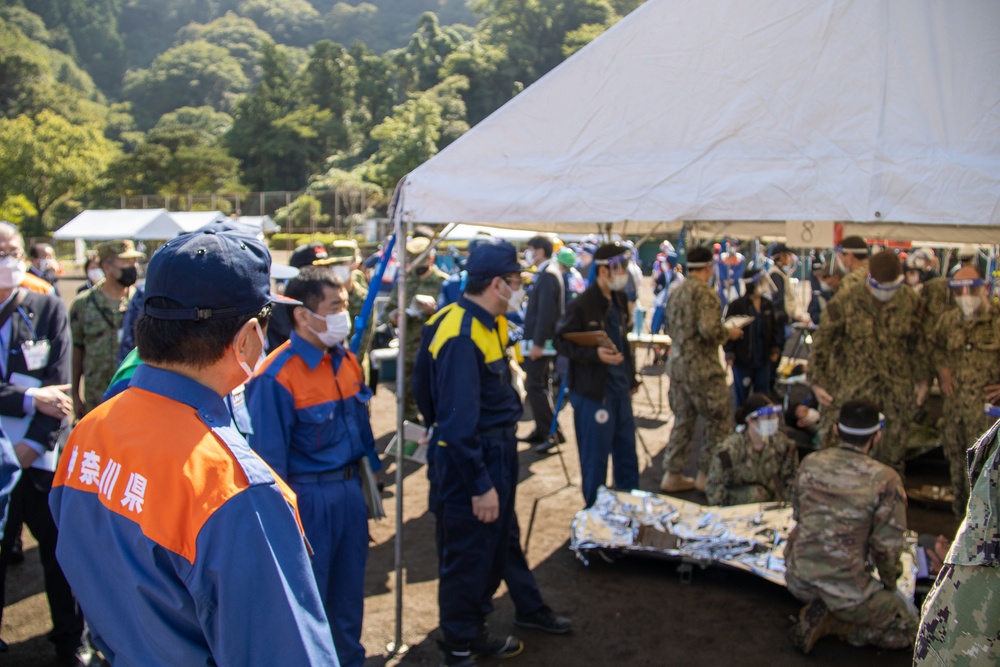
[465,240,521,281]
[144,228,299,321]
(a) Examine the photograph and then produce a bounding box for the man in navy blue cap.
[413,240,570,666]
[49,229,338,666]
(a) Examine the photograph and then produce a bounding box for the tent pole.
[388,183,409,657]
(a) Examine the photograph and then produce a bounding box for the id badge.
[21,339,50,371]
[230,387,254,436]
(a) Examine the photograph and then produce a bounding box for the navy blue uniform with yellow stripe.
[412,296,524,643]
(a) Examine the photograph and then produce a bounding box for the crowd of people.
[0,220,995,665]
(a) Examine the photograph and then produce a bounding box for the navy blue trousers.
[732,364,771,408]
[294,477,369,667]
[431,430,519,642]
[570,388,639,507]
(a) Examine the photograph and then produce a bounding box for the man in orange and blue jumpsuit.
[48,228,338,665]
[246,265,380,667]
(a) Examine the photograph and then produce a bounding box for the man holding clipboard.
[554,243,640,508]
[0,222,86,662]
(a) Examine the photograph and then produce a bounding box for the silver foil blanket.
[569,487,916,600]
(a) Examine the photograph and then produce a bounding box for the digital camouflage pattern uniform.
[784,444,917,650]
[808,282,927,473]
[921,277,952,326]
[70,282,133,413]
[386,264,449,422]
[705,431,798,506]
[914,419,1000,666]
[838,263,868,293]
[663,276,731,474]
[931,301,1000,516]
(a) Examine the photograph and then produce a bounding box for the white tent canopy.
[170,211,227,233]
[235,215,279,233]
[53,209,184,241]
[400,0,1000,243]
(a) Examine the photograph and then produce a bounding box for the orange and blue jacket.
[245,331,380,482]
[48,364,338,666]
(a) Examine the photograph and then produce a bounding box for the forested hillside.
[0,0,643,236]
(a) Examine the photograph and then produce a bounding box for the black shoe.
[533,431,566,454]
[470,632,523,658]
[514,606,572,635]
[438,640,476,667]
[8,538,24,565]
[519,430,546,444]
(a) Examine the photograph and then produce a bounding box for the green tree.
[441,37,515,125]
[225,43,298,190]
[21,0,126,96]
[301,40,357,153]
[103,119,243,197]
[237,0,322,47]
[355,96,442,191]
[0,18,108,125]
[273,194,329,233]
[0,110,118,236]
[176,12,275,83]
[392,12,466,94]
[347,41,397,159]
[123,40,249,129]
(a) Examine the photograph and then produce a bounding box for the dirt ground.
[0,272,958,666]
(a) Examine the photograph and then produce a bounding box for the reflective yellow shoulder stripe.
[428,304,505,364]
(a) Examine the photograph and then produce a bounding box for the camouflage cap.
[96,239,145,263]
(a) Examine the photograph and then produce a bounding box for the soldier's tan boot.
[694,470,708,493]
[789,598,832,654]
[659,471,695,493]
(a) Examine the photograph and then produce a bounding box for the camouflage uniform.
[931,302,1000,516]
[386,264,449,422]
[808,282,927,473]
[663,276,731,474]
[784,444,917,649]
[705,431,798,506]
[70,282,132,412]
[838,263,869,293]
[914,419,1000,665]
[921,277,952,324]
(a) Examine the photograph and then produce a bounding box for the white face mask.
[496,279,525,313]
[751,416,780,439]
[88,268,105,284]
[609,272,629,291]
[235,320,266,381]
[36,258,49,272]
[331,266,351,282]
[955,295,982,320]
[0,257,26,290]
[523,248,535,265]
[308,309,352,347]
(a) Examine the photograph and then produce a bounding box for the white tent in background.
[170,210,227,233]
[399,0,1000,243]
[53,209,184,241]
[235,215,279,233]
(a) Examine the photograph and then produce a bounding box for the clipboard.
[562,330,619,354]
[723,315,755,329]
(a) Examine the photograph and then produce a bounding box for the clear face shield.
[743,270,778,298]
[866,274,904,303]
[949,278,987,319]
[594,249,633,291]
[746,404,783,439]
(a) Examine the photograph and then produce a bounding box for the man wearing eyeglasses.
[786,399,916,653]
[412,241,531,666]
[69,240,144,418]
